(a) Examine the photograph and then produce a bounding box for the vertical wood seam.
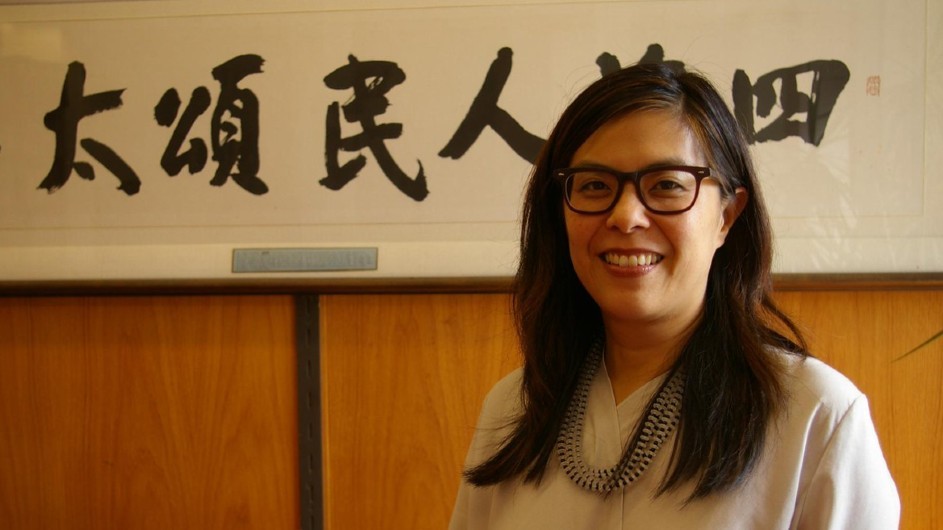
[296,295,322,530]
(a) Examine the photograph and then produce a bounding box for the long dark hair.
[465,62,808,499]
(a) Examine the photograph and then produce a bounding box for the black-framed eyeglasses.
[554,165,713,215]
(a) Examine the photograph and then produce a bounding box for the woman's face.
[563,109,745,331]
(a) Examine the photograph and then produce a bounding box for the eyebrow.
[568,157,694,172]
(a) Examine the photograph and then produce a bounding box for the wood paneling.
[775,291,943,530]
[1,290,937,529]
[319,294,520,530]
[0,296,298,530]
[321,291,941,530]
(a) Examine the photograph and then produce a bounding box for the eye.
[652,179,682,191]
[578,179,612,192]
[570,171,617,197]
[643,170,694,196]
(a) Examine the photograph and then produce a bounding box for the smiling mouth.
[603,252,663,268]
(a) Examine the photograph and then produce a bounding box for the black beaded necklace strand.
[556,340,685,493]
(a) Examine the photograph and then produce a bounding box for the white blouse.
[450,355,900,529]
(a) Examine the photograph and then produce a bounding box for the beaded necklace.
[556,340,685,493]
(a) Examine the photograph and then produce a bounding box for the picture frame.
[1,0,939,288]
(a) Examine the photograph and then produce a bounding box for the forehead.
[569,109,707,169]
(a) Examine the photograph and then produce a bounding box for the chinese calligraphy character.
[322,54,428,201]
[39,61,141,195]
[439,47,544,164]
[732,60,850,146]
[154,54,267,195]
[154,86,211,176]
[211,55,266,194]
[596,44,685,76]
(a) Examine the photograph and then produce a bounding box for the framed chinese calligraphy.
[0,0,939,286]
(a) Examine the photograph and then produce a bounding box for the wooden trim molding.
[2,273,942,296]
[772,273,943,291]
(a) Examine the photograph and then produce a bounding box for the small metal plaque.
[232,247,378,273]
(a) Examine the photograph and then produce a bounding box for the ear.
[715,187,748,248]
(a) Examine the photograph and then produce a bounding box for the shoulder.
[771,355,900,526]
[769,352,874,457]
[778,353,863,417]
[770,352,891,481]
[462,368,525,467]
[478,367,525,427]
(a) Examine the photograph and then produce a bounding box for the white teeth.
[605,252,661,268]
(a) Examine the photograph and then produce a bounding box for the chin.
[598,299,660,324]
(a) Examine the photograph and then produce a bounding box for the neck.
[602,311,700,403]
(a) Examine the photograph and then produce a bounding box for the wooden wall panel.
[1,289,937,529]
[0,296,298,530]
[774,291,943,530]
[319,294,520,530]
[321,291,941,530]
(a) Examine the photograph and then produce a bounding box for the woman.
[450,63,899,529]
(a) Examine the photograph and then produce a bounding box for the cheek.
[563,216,597,271]
[563,211,584,246]
[565,216,599,253]
[668,214,723,260]
[681,199,730,250]
[709,209,731,249]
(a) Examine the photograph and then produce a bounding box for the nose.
[605,185,651,233]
